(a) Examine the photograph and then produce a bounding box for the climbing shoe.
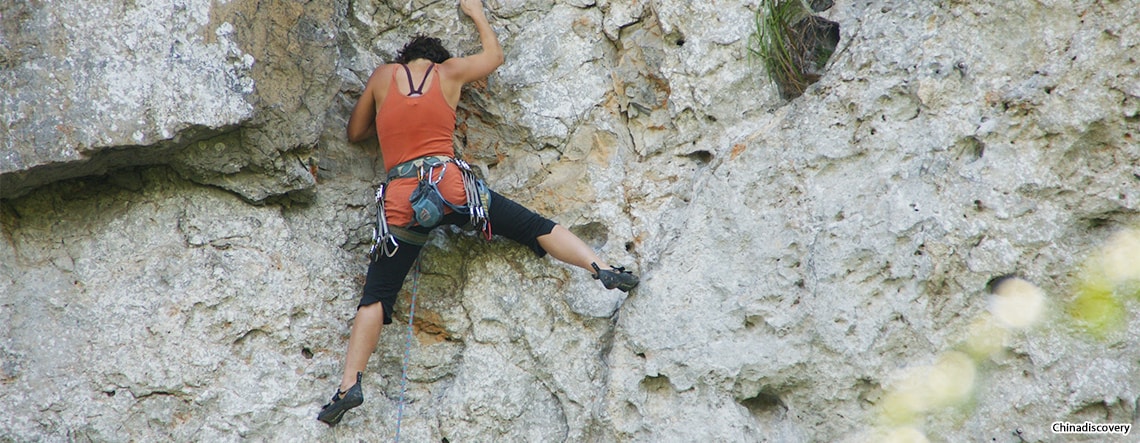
[317,372,363,426]
[592,263,639,292]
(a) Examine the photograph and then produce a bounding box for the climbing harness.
[369,156,492,262]
[394,258,420,443]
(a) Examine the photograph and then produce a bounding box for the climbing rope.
[394,258,420,442]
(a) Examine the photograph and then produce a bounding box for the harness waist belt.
[387,155,453,181]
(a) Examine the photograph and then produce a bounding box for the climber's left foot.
[317,372,363,426]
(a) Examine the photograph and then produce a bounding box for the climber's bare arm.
[440,0,503,106]
[346,65,395,142]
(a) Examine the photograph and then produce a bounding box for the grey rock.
[0,0,340,202]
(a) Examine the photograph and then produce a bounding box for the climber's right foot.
[592,263,639,292]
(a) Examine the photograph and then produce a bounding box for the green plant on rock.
[748,0,839,99]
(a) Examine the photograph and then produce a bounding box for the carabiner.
[382,234,400,258]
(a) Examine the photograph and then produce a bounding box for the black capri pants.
[359,189,557,324]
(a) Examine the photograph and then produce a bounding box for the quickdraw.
[453,158,492,240]
[369,183,399,261]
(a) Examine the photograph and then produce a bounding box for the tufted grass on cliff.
[748,0,803,95]
[747,0,836,99]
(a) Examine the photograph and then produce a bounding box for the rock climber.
[317,0,639,426]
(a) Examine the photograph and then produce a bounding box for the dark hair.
[395,35,452,64]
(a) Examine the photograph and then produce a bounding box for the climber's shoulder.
[439,52,502,85]
[364,64,400,89]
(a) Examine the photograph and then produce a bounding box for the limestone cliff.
[2,0,1138,441]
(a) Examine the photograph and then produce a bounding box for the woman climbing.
[317,0,639,426]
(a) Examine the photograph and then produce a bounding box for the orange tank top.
[376,64,467,227]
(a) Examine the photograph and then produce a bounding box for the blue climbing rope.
[394,258,420,442]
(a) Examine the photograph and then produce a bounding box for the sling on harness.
[368,156,492,262]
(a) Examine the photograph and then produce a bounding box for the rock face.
[1,0,339,202]
[2,0,1138,441]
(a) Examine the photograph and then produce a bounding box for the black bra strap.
[402,65,415,95]
[402,63,435,96]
